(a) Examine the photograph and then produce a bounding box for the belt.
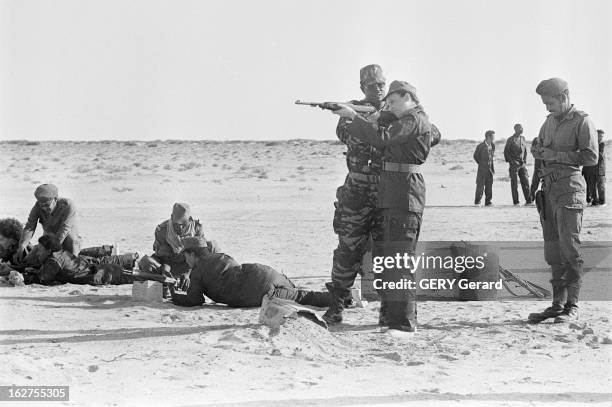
[383,162,422,173]
[348,172,380,182]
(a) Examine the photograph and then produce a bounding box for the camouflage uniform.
[531,78,598,322]
[331,101,386,297]
[328,65,387,309]
[347,81,435,330]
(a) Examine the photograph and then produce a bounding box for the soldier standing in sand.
[331,80,437,334]
[473,131,496,206]
[322,64,388,324]
[529,78,598,323]
[504,124,533,205]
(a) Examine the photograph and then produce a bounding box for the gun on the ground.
[295,100,377,114]
[122,270,177,285]
[499,265,551,298]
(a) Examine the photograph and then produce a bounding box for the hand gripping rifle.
[122,270,177,285]
[295,100,398,127]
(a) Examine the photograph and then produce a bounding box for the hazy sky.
[1,0,610,141]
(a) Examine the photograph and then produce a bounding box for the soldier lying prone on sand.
[168,237,331,308]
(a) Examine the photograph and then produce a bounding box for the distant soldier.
[473,131,496,206]
[323,64,387,323]
[153,203,219,279]
[583,130,606,206]
[14,184,82,263]
[530,137,544,199]
[331,80,437,334]
[529,78,598,323]
[504,124,533,205]
[169,237,331,308]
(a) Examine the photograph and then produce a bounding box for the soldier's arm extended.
[153,224,173,260]
[170,271,206,307]
[55,200,77,244]
[554,117,598,166]
[19,204,39,249]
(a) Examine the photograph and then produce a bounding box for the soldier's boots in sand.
[322,287,348,324]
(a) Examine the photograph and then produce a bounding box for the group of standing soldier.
[473,117,605,208]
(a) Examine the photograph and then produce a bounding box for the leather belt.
[348,172,380,182]
[383,162,422,173]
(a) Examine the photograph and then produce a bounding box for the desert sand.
[0,139,611,406]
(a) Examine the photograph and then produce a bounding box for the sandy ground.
[0,139,611,406]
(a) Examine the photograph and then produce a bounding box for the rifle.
[122,270,177,285]
[295,100,398,127]
[295,100,377,114]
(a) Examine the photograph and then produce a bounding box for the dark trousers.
[586,174,606,204]
[475,170,493,204]
[268,274,332,307]
[540,193,584,306]
[373,209,421,328]
[510,165,532,204]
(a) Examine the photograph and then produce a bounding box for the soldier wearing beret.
[529,78,598,323]
[152,203,220,284]
[473,130,496,206]
[331,80,437,334]
[504,124,533,205]
[324,64,388,321]
[14,184,82,264]
[169,237,331,308]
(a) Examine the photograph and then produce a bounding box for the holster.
[535,190,545,220]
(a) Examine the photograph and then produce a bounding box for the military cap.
[182,236,208,250]
[34,184,58,200]
[360,64,385,85]
[383,80,417,101]
[171,202,191,223]
[485,130,495,137]
[535,78,568,97]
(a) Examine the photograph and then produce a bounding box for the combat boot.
[325,282,354,308]
[322,287,345,325]
[528,284,567,323]
[554,303,579,323]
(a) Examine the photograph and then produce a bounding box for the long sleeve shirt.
[341,106,433,212]
[171,254,282,308]
[504,134,528,167]
[474,141,495,174]
[23,198,79,244]
[534,105,598,207]
[336,99,385,175]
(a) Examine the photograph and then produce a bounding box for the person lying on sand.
[24,234,138,286]
[169,237,331,308]
[153,203,220,278]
